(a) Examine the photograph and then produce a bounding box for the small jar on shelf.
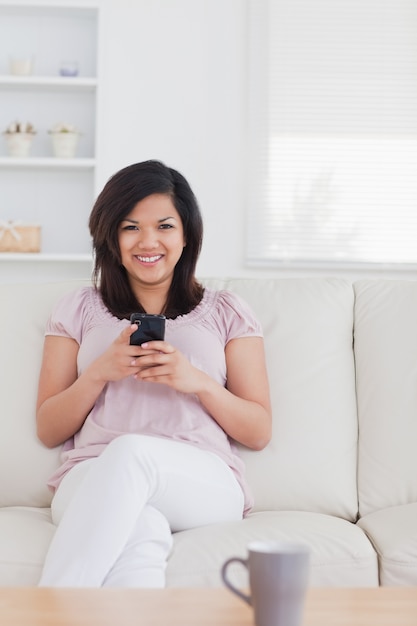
[9,55,35,76]
[59,60,79,77]
[3,121,36,157]
[48,122,81,158]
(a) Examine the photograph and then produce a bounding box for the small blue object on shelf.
[59,61,79,77]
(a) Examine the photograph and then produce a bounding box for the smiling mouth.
[135,255,163,263]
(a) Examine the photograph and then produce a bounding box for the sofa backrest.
[0,277,359,522]
[0,280,88,508]
[204,278,358,522]
[354,280,417,517]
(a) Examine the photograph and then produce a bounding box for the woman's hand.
[132,336,272,452]
[36,323,154,448]
[88,324,147,383]
[131,341,207,394]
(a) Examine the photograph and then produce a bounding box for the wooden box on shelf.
[0,222,41,252]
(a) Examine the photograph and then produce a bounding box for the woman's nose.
[137,228,159,248]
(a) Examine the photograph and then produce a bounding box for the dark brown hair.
[89,160,204,319]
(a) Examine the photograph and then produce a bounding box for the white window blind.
[246,0,417,267]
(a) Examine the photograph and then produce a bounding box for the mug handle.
[221,557,252,605]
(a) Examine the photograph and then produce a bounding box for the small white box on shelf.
[9,56,34,76]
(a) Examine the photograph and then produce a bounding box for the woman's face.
[118,193,185,294]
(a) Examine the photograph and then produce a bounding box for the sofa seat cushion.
[167,510,378,588]
[0,507,54,586]
[357,502,417,585]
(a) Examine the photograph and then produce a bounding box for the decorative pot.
[50,132,80,158]
[9,57,34,76]
[59,61,79,77]
[4,133,34,157]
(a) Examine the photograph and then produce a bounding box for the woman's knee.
[99,434,152,471]
[105,433,142,455]
[97,434,161,488]
[101,434,173,471]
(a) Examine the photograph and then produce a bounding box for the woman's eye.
[122,224,138,231]
[159,223,173,230]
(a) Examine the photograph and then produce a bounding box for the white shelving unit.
[0,2,99,278]
[0,75,98,89]
[0,157,95,169]
[0,252,91,262]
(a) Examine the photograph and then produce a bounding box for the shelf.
[0,253,93,262]
[0,5,98,19]
[0,75,97,91]
[0,157,96,169]
[0,2,99,276]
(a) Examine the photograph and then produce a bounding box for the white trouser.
[38,434,244,588]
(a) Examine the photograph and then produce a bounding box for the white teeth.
[137,255,161,263]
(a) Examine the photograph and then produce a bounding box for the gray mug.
[221,540,310,626]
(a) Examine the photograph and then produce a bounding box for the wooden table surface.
[0,586,417,625]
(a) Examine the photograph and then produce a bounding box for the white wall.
[3,0,416,282]
[72,0,417,282]
[96,0,248,278]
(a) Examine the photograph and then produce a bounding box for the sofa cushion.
[357,502,417,586]
[167,510,378,588]
[354,280,417,517]
[0,281,88,508]
[204,278,359,521]
[0,507,55,586]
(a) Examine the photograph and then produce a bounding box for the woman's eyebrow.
[120,216,177,224]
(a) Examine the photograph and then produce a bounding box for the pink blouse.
[44,286,263,514]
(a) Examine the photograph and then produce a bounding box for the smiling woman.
[36,159,272,589]
[118,194,186,312]
[89,161,203,320]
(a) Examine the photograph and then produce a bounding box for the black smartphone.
[129,313,166,346]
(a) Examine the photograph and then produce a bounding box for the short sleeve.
[214,290,263,343]
[45,287,93,345]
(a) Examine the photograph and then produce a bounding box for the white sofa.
[1,277,417,588]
